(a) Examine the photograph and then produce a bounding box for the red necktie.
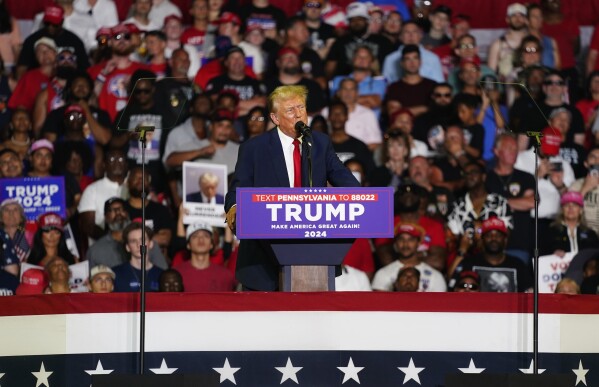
[293,139,302,187]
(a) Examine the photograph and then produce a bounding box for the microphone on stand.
[295,121,312,145]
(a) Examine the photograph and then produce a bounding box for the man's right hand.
[226,206,236,232]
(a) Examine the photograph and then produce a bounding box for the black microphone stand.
[135,125,154,375]
[526,130,542,374]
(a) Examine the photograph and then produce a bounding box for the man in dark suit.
[225,85,360,291]
[186,172,225,204]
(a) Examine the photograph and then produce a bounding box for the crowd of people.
[0,0,598,296]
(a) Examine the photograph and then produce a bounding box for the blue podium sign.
[236,187,394,239]
[0,177,67,220]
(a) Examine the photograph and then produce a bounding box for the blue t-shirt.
[112,262,163,292]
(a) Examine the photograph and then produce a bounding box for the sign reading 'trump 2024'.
[236,187,394,239]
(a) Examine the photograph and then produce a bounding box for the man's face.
[71,77,91,100]
[160,272,184,292]
[394,233,420,260]
[187,229,213,254]
[126,229,152,260]
[145,35,165,56]
[585,149,599,169]
[211,120,233,143]
[494,136,518,166]
[278,53,301,75]
[348,17,368,36]
[401,52,421,75]
[0,152,22,178]
[463,164,484,190]
[134,0,152,16]
[105,151,127,178]
[200,179,218,200]
[303,0,323,21]
[549,111,571,136]
[431,86,452,107]
[47,258,70,282]
[328,105,348,130]
[400,24,422,45]
[224,52,246,76]
[35,44,57,67]
[1,204,22,228]
[408,157,430,185]
[133,79,154,105]
[507,12,527,31]
[90,273,114,293]
[429,11,449,32]
[482,230,507,255]
[395,268,419,292]
[543,75,566,100]
[288,21,310,44]
[170,50,190,76]
[190,0,209,21]
[270,96,308,138]
[383,12,402,34]
[31,149,53,174]
[105,202,129,230]
[127,169,149,198]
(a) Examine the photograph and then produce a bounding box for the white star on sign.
[85,360,114,376]
[32,362,53,387]
[213,358,240,384]
[398,357,425,385]
[150,359,178,374]
[458,358,485,374]
[519,360,545,374]
[572,360,589,386]
[275,357,303,384]
[337,357,364,384]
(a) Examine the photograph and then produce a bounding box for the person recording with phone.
[224,85,359,291]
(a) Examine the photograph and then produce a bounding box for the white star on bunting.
[150,358,178,374]
[213,358,240,384]
[337,357,364,384]
[32,362,53,387]
[398,357,425,385]
[572,360,589,386]
[275,357,303,384]
[519,360,545,374]
[458,358,485,374]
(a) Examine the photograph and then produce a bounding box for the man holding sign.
[225,85,359,291]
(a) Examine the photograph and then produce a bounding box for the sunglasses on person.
[113,33,131,41]
[456,282,479,290]
[544,79,565,86]
[305,2,322,8]
[134,88,153,95]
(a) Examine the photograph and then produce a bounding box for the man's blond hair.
[268,85,308,114]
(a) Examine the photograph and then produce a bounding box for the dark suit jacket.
[225,129,360,290]
[186,192,225,204]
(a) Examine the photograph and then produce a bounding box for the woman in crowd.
[541,191,599,256]
[28,213,76,267]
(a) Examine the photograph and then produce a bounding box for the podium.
[236,187,394,291]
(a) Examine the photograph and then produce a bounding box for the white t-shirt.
[372,260,447,292]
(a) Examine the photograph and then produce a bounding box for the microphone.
[295,121,312,138]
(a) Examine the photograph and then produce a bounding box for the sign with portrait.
[182,161,227,227]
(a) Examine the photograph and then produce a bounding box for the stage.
[0,292,597,386]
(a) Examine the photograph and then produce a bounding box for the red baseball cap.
[16,269,48,295]
[43,5,64,25]
[481,217,507,235]
[394,223,425,239]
